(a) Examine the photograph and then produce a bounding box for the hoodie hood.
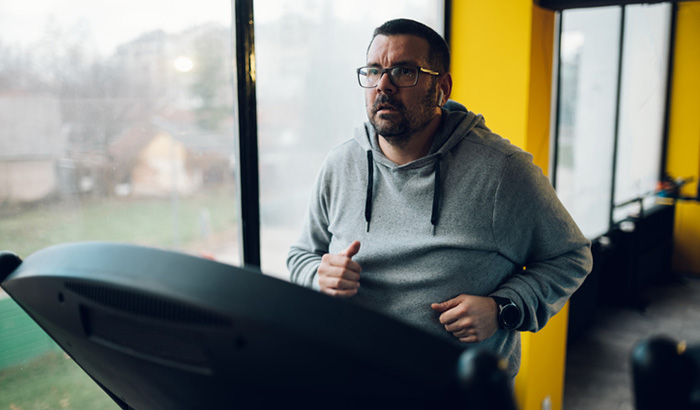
[353,105,485,233]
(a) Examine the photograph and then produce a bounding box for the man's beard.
[369,89,438,147]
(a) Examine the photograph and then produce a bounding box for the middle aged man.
[287,18,592,380]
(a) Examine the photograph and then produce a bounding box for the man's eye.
[394,67,415,78]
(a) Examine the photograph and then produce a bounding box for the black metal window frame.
[234,0,261,268]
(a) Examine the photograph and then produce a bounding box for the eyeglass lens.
[359,66,418,87]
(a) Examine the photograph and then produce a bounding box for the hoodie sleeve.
[491,151,593,333]
[287,163,332,290]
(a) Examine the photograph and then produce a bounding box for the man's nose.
[376,71,396,94]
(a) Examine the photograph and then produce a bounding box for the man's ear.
[438,73,453,107]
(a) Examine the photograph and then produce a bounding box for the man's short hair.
[370,18,450,74]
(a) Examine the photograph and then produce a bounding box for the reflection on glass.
[0,2,236,408]
[613,3,671,222]
[254,0,444,278]
[556,7,621,239]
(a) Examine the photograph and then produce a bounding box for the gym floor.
[563,274,700,409]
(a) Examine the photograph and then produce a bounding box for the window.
[254,0,445,277]
[554,3,672,239]
[0,1,237,408]
[555,6,621,239]
[613,3,672,222]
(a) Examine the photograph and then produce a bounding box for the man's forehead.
[366,34,430,66]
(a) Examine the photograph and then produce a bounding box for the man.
[287,18,592,380]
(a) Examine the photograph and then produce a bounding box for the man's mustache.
[372,95,405,113]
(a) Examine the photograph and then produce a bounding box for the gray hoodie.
[287,106,592,378]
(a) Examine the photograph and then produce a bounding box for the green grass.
[0,185,239,409]
[0,185,238,259]
[0,351,119,410]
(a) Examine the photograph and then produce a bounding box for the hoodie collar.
[354,108,483,169]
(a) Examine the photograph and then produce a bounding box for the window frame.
[551,2,676,239]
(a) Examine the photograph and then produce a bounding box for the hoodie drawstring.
[431,156,441,234]
[364,151,442,234]
[365,150,374,232]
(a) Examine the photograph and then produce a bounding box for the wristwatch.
[492,296,521,330]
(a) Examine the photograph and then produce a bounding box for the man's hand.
[430,295,499,343]
[317,241,362,298]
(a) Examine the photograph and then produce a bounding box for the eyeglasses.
[356,65,440,88]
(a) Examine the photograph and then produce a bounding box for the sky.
[0,0,442,56]
[0,0,231,55]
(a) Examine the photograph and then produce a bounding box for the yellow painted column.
[450,1,531,149]
[451,2,567,410]
[666,1,700,275]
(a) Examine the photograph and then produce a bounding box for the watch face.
[493,297,520,330]
[501,305,519,326]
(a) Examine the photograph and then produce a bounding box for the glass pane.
[0,1,237,408]
[555,7,621,239]
[613,3,672,222]
[254,0,445,278]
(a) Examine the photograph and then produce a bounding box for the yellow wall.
[450,2,566,410]
[526,7,555,175]
[450,1,532,149]
[674,202,700,274]
[667,1,700,275]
